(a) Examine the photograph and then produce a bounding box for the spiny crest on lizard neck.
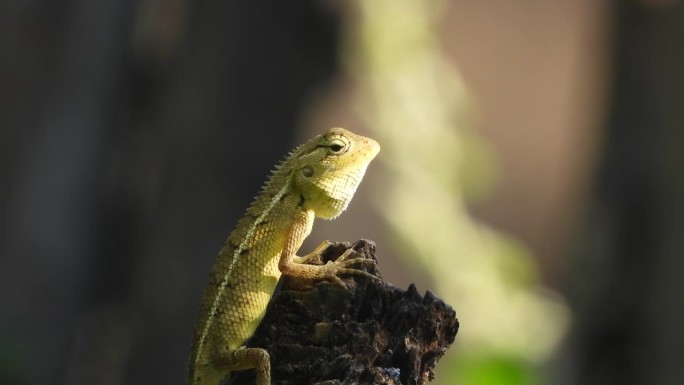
[258,127,380,220]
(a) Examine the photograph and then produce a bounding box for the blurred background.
[2,0,683,384]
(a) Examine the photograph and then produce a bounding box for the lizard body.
[189,127,380,385]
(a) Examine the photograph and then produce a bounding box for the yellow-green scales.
[189,128,380,385]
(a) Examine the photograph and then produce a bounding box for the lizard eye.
[327,138,348,155]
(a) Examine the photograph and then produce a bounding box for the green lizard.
[189,127,380,385]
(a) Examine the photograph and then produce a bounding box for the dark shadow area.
[1,1,340,384]
[567,2,684,385]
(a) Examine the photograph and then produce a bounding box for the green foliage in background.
[451,355,538,385]
[344,1,569,384]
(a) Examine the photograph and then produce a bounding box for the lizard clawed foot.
[323,248,379,286]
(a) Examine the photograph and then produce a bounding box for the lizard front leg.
[278,214,378,286]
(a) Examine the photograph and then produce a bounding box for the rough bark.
[227,240,459,385]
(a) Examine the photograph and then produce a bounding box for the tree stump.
[227,240,459,385]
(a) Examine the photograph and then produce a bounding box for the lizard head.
[292,127,380,219]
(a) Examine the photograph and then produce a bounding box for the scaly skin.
[189,127,380,385]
